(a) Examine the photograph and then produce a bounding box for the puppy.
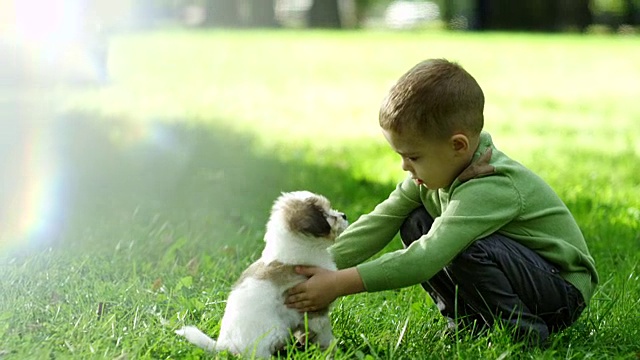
[176,191,348,358]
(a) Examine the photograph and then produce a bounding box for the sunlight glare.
[1,0,119,85]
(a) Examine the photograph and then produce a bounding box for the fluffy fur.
[175,191,348,358]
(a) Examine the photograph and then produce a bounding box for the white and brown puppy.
[176,191,348,358]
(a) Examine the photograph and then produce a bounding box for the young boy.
[285,59,598,345]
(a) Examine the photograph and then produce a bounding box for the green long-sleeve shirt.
[330,132,598,305]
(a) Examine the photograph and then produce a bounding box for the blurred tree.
[595,0,640,26]
[353,0,391,26]
[440,0,454,25]
[443,0,592,31]
[200,0,279,27]
[308,0,342,28]
[555,0,592,31]
[205,0,241,27]
[354,0,371,25]
[246,0,279,27]
[623,0,640,25]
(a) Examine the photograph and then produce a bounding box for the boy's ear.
[450,134,470,153]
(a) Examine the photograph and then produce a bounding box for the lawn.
[1,29,639,359]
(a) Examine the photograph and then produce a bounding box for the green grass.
[1,29,639,359]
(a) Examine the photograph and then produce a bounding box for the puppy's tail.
[175,326,217,351]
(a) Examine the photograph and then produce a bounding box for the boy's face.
[382,128,470,190]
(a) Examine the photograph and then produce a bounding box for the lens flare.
[0,114,194,255]
[0,121,63,253]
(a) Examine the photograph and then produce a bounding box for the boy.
[285,59,598,345]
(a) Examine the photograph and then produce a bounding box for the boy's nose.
[401,158,412,172]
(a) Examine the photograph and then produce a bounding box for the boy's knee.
[400,207,434,246]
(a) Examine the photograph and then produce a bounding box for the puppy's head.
[268,191,348,244]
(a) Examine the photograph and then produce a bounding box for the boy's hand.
[285,266,338,312]
[285,266,365,313]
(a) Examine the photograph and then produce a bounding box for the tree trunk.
[307,0,342,28]
[441,0,455,25]
[353,0,371,27]
[246,0,279,27]
[204,0,241,27]
[474,0,592,32]
[623,0,639,25]
[556,0,592,31]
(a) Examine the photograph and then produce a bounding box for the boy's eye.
[400,154,419,162]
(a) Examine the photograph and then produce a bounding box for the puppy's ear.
[285,199,331,237]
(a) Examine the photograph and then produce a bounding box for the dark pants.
[400,207,585,344]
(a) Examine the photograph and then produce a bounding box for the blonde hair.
[379,59,484,140]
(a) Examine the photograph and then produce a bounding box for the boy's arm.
[357,176,521,292]
[330,177,422,269]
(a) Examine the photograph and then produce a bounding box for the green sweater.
[330,132,598,305]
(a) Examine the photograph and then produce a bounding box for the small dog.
[176,191,348,358]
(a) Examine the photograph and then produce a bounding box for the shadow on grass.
[1,112,392,259]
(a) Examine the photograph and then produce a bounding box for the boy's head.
[379,59,486,189]
[379,58,484,141]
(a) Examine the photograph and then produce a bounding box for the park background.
[1,0,639,358]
